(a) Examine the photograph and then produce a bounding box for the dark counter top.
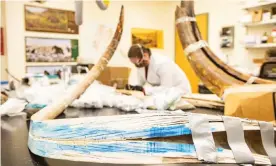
[1,107,232,166]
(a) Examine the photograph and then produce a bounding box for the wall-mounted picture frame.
[220,26,234,48]
[25,5,79,34]
[131,28,164,49]
[25,37,79,63]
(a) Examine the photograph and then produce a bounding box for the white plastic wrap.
[23,83,66,106]
[72,93,143,111]
[0,98,27,117]
[143,87,184,110]
[71,95,104,109]
[20,81,194,112]
[71,82,117,109]
[173,99,196,110]
[110,94,143,112]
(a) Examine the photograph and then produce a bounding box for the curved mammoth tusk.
[175,1,275,97]
[31,6,124,121]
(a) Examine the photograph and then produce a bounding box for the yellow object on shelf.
[267,36,274,43]
[251,9,263,22]
[103,0,110,6]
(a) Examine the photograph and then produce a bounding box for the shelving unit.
[245,43,276,48]
[242,1,276,61]
[26,62,78,67]
[243,19,276,27]
[242,1,276,10]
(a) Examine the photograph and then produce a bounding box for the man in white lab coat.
[126,44,192,96]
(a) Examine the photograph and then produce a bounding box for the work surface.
[1,107,236,166]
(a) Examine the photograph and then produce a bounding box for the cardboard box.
[97,66,131,89]
[224,85,276,122]
[75,64,131,89]
[97,67,111,85]
[251,9,263,22]
[109,67,131,89]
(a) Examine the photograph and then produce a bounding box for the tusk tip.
[175,5,181,13]
[180,0,185,7]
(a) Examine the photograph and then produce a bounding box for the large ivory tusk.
[176,1,275,97]
[31,6,124,121]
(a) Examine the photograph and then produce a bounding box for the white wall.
[194,0,270,74]
[3,1,176,80]
[4,0,266,81]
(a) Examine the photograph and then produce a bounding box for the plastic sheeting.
[20,78,194,112]
[69,83,144,111]
[143,87,185,110]
[0,98,28,117]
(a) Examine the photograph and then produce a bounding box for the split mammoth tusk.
[175,2,275,97]
[31,6,124,121]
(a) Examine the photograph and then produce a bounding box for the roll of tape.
[245,76,257,84]
[188,114,217,162]
[184,40,208,56]
[176,16,196,25]
[222,116,255,164]
[259,121,276,165]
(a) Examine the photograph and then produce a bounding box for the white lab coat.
[130,53,192,96]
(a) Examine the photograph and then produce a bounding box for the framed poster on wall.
[24,5,79,34]
[25,37,79,63]
[220,26,234,48]
[131,28,164,49]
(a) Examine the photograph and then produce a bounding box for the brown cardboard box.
[97,66,131,89]
[224,91,276,122]
[109,67,131,89]
[73,64,131,89]
[97,67,111,85]
[251,9,263,22]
